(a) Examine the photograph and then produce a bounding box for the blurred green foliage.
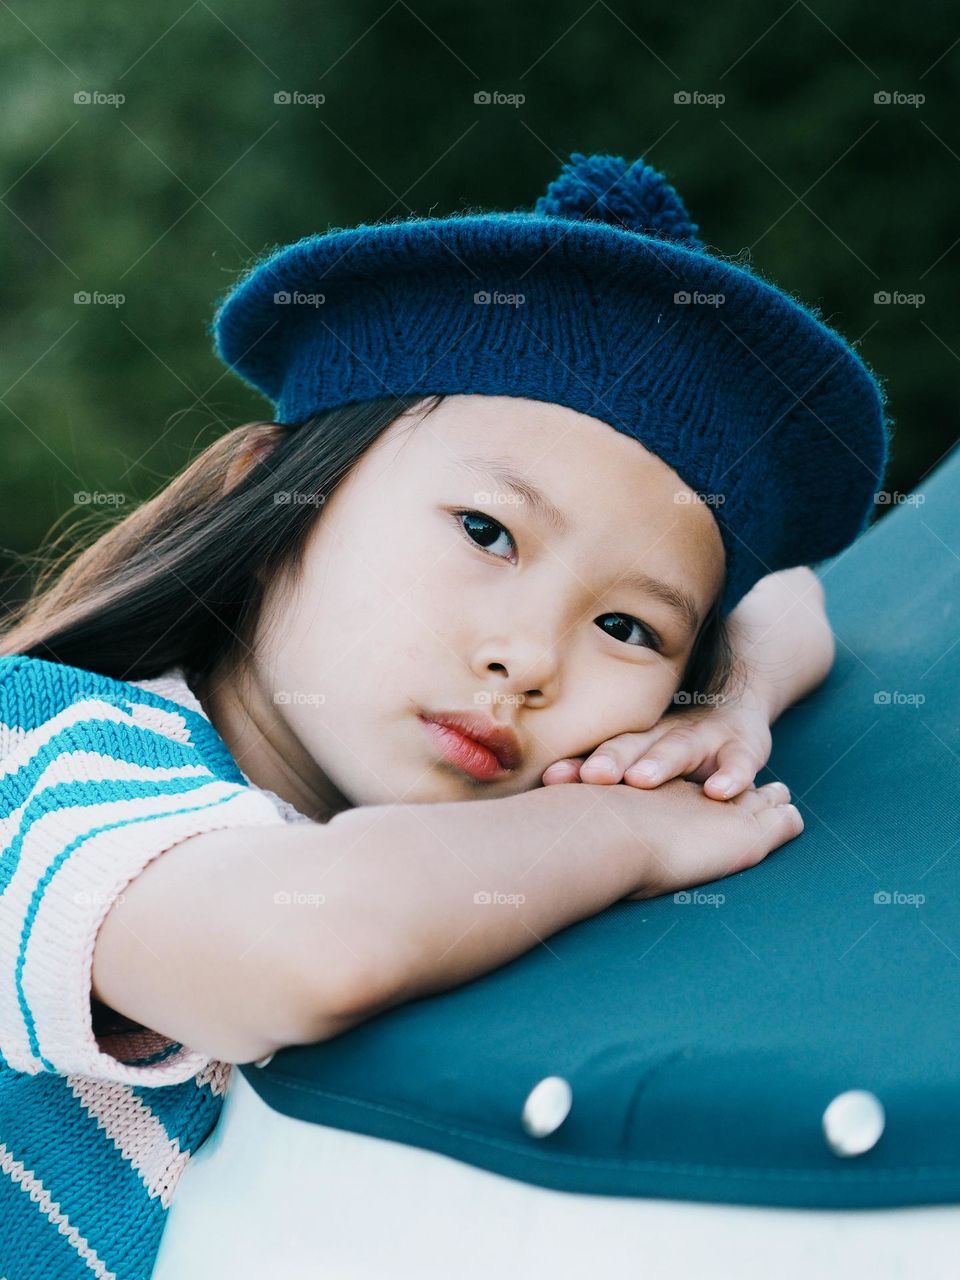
[1,0,956,600]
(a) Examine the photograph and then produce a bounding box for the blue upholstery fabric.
[242,444,960,1209]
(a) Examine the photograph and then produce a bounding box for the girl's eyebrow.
[452,454,569,535]
[449,453,702,637]
[613,569,701,637]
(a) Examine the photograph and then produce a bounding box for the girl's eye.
[454,510,516,560]
[595,613,663,653]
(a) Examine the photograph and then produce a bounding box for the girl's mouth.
[417,713,519,782]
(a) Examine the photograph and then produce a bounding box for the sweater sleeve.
[0,656,289,1087]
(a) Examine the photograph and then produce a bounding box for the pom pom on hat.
[533,151,703,249]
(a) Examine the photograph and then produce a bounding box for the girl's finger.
[578,753,622,783]
[703,743,766,799]
[621,729,702,787]
[541,759,583,785]
[577,733,657,784]
[731,780,791,811]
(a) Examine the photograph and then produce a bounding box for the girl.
[0,152,888,1280]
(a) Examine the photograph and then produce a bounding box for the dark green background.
[2,1,956,602]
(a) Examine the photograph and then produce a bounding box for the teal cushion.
[242,445,960,1209]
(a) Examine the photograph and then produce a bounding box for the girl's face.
[201,394,725,820]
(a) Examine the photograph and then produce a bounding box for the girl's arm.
[94,777,802,1058]
[724,565,836,723]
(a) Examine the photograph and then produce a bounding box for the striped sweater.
[0,654,314,1280]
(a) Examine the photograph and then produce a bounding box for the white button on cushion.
[521,1076,573,1138]
[822,1089,885,1157]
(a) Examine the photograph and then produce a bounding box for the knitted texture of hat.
[211,151,891,615]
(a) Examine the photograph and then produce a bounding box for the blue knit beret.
[211,151,891,615]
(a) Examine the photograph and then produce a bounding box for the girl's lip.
[417,713,520,781]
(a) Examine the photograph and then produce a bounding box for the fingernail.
[712,773,736,797]
[584,755,616,773]
[631,761,661,780]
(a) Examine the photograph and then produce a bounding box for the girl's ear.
[222,424,285,495]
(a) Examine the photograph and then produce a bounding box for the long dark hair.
[0,393,735,703]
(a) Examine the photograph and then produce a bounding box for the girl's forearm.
[94,775,796,1063]
[93,784,640,1062]
[315,783,644,1024]
[725,566,836,722]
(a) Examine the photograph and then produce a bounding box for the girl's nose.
[475,645,560,704]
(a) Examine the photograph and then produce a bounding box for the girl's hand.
[608,775,803,901]
[540,695,774,801]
